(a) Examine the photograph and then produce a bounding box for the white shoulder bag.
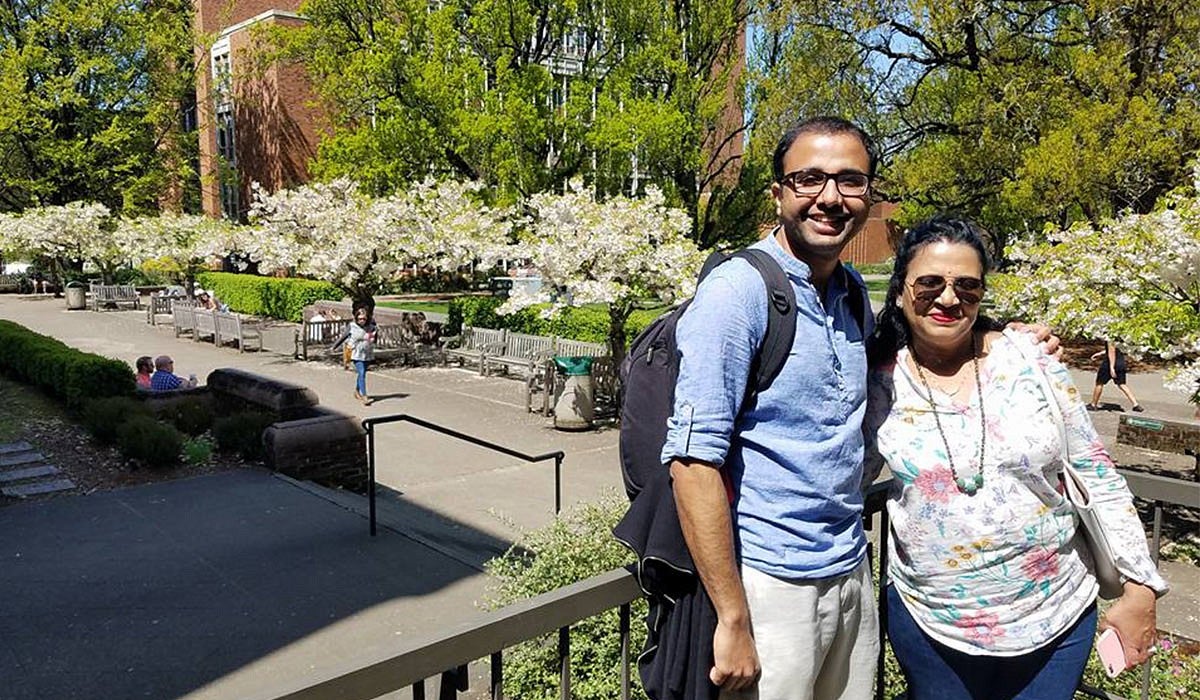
[1011,333,1126,599]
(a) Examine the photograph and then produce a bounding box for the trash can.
[552,356,595,430]
[65,281,87,310]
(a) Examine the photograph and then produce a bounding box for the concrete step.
[0,464,61,484]
[0,450,44,468]
[2,479,77,499]
[0,441,34,455]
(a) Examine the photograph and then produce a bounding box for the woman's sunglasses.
[907,275,985,304]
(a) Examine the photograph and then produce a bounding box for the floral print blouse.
[862,330,1168,655]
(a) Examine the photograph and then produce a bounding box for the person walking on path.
[346,307,376,405]
[1087,341,1143,412]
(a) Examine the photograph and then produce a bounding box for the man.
[664,116,879,700]
[664,117,1055,700]
[150,355,198,392]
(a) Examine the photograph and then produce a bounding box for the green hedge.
[197,272,343,322]
[0,321,135,408]
[446,296,665,347]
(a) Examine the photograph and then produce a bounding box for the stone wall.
[197,368,367,491]
[1118,415,1200,455]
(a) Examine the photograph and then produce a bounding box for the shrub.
[197,272,342,322]
[81,397,153,444]
[0,320,135,407]
[182,437,215,465]
[169,397,213,437]
[485,494,645,700]
[116,415,183,469]
[212,411,275,461]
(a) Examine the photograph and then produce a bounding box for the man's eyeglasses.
[907,275,985,305]
[780,169,871,197]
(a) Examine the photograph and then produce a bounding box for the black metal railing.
[260,469,1196,699]
[361,414,566,535]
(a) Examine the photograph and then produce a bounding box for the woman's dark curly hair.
[866,215,1001,367]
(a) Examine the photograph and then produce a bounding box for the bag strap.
[1004,329,1071,465]
[731,249,797,394]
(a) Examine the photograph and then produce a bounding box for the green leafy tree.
[269,0,760,247]
[756,1,1200,255]
[0,0,197,215]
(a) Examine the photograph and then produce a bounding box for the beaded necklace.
[911,334,987,495]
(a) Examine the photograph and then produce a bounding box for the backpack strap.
[730,249,796,394]
[842,264,869,335]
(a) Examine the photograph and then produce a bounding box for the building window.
[211,40,239,221]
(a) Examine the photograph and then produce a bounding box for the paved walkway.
[0,294,1197,699]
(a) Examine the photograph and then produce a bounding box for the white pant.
[721,557,879,700]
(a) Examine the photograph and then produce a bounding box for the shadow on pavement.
[0,469,509,700]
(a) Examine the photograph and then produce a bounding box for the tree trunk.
[607,302,631,370]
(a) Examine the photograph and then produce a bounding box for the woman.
[347,306,376,405]
[135,355,154,390]
[1087,341,1143,412]
[862,216,1166,699]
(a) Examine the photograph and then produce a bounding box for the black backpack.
[617,248,867,500]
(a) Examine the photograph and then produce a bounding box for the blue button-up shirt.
[661,234,871,580]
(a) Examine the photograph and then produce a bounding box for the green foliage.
[485,495,645,700]
[212,411,274,461]
[268,0,761,247]
[196,272,343,322]
[182,436,214,466]
[81,396,153,444]
[0,320,135,407]
[0,0,198,214]
[116,415,183,469]
[447,297,666,346]
[756,1,1200,254]
[167,397,213,437]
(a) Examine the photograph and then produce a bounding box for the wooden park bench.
[214,311,263,353]
[1117,414,1200,480]
[442,327,508,375]
[0,273,22,293]
[91,284,140,311]
[293,315,429,365]
[172,300,197,338]
[145,294,174,325]
[483,332,556,377]
[193,308,218,343]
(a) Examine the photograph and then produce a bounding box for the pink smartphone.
[1096,628,1128,678]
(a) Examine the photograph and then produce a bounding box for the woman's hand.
[1100,582,1158,667]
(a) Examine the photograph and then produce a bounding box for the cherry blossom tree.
[992,166,1200,407]
[116,214,245,297]
[247,177,511,310]
[499,182,706,366]
[3,201,118,285]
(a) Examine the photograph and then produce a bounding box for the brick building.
[839,201,898,266]
[193,0,322,221]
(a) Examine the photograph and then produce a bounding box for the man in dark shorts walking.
[1087,341,1143,412]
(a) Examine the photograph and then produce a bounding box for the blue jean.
[354,360,368,396]
[886,586,1096,700]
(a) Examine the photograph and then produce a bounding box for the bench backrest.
[94,284,138,301]
[463,327,507,351]
[149,295,173,314]
[214,311,242,338]
[172,301,196,328]
[505,332,555,359]
[195,308,216,334]
[555,338,607,357]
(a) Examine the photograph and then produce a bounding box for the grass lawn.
[375,300,451,315]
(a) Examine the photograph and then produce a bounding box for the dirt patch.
[0,377,256,503]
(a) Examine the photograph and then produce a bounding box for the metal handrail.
[262,468,1196,699]
[360,414,566,535]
